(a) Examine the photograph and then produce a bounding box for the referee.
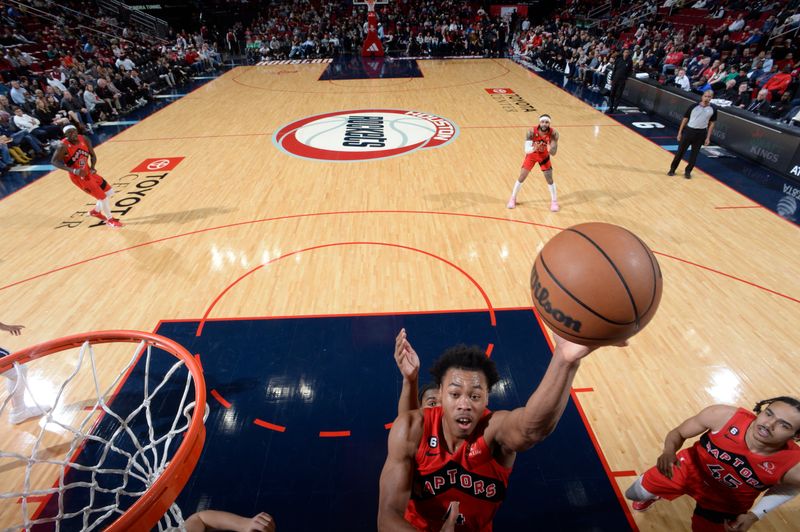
[668,89,717,179]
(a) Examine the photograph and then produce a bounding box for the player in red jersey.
[378,331,619,531]
[625,397,800,531]
[507,114,560,212]
[51,125,122,228]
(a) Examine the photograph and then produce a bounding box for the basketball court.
[0,53,798,530]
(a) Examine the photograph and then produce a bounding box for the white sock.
[512,181,523,198]
[625,476,657,501]
[99,197,112,219]
[548,183,557,202]
[4,365,27,410]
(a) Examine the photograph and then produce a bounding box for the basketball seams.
[627,231,662,320]
[565,228,640,329]
[539,255,635,326]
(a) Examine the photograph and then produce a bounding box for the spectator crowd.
[514,0,800,125]
[0,0,223,175]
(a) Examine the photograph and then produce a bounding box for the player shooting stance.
[51,125,122,228]
[507,114,559,212]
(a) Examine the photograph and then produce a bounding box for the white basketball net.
[0,339,206,532]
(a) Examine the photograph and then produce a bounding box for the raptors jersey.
[404,406,512,531]
[61,135,91,171]
[531,126,555,152]
[688,408,800,514]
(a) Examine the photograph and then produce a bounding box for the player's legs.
[625,475,661,511]
[84,175,122,227]
[1,349,47,425]
[541,163,558,212]
[507,166,532,209]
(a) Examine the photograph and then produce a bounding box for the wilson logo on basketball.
[273,109,458,162]
[530,267,583,333]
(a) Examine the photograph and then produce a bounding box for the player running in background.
[51,125,122,228]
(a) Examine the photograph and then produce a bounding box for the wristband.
[750,485,799,520]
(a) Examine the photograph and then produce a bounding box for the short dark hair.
[753,396,800,438]
[418,381,439,402]
[429,345,500,391]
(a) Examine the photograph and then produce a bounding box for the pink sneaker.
[506,196,516,209]
[87,208,107,221]
[105,217,123,228]
[550,201,560,212]
[632,498,660,512]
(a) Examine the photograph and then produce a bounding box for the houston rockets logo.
[273,109,458,162]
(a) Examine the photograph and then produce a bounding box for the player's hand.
[241,512,275,532]
[704,137,711,146]
[552,332,627,363]
[439,501,459,532]
[0,323,24,336]
[676,132,682,142]
[724,512,758,531]
[657,452,679,479]
[394,328,420,381]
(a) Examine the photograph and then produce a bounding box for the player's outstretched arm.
[378,411,422,532]
[395,329,420,415]
[0,322,24,336]
[184,510,276,532]
[486,334,608,453]
[657,404,736,478]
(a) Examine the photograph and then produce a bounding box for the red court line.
[319,431,351,438]
[210,389,231,409]
[573,387,594,393]
[2,210,795,306]
[194,353,203,372]
[611,470,639,477]
[530,307,639,531]
[194,241,497,336]
[460,124,624,129]
[109,132,271,143]
[16,495,49,504]
[653,250,800,304]
[254,418,286,432]
[384,422,393,430]
[485,343,494,357]
[157,305,533,324]
[713,205,764,210]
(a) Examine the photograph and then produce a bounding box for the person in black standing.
[668,90,717,179]
[608,48,634,113]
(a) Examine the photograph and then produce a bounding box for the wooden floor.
[1,58,799,530]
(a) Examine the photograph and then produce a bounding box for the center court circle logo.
[273,109,459,162]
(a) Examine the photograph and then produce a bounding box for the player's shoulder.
[697,404,739,428]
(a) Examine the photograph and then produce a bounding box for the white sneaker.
[506,196,516,209]
[9,404,48,424]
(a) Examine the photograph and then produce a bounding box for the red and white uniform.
[404,406,512,531]
[62,135,110,200]
[642,408,800,519]
[522,126,555,171]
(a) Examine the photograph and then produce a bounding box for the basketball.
[531,222,663,346]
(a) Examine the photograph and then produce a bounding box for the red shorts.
[641,451,744,530]
[69,171,111,200]
[522,151,552,172]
